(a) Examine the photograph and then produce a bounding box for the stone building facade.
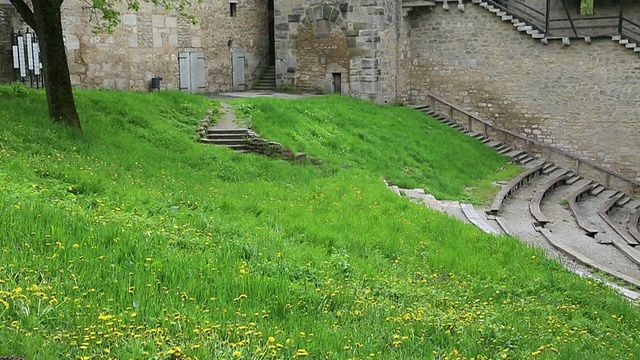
[1,0,270,91]
[0,0,639,182]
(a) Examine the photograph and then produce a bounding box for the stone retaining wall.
[403,4,640,182]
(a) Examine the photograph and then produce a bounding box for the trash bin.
[151,76,163,90]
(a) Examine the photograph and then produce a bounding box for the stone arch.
[291,5,350,94]
[299,5,348,33]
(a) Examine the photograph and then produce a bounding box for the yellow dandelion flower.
[268,336,275,343]
[233,350,242,357]
[295,349,309,357]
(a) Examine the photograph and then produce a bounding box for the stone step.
[207,128,249,135]
[203,138,248,145]
[520,156,535,165]
[618,195,632,206]
[635,47,640,53]
[612,35,622,41]
[518,25,533,32]
[504,149,525,159]
[565,175,581,185]
[501,15,513,21]
[591,184,605,196]
[626,43,637,49]
[619,39,629,45]
[542,164,558,174]
[201,139,248,148]
[205,133,247,140]
[531,33,545,39]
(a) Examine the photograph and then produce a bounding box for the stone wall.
[2,0,270,92]
[404,4,640,181]
[273,0,401,102]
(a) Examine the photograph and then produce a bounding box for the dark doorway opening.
[332,73,341,94]
[268,0,275,65]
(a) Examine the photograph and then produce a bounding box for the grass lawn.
[0,84,639,359]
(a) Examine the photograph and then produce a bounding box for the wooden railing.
[426,93,639,198]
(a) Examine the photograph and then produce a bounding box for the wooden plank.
[568,183,598,237]
[487,163,546,215]
[598,193,640,246]
[529,174,569,226]
[629,207,640,243]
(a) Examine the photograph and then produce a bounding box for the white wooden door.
[232,51,245,91]
[179,52,206,93]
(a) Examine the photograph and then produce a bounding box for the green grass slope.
[232,95,521,203]
[0,85,638,360]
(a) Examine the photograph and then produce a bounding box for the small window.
[230,1,237,17]
[316,19,329,37]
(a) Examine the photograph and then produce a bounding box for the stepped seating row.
[598,193,639,247]
[568,182,598,237]
[529,172,570,227]
[487,163,545,216]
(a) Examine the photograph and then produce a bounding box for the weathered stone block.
[368,7,385,15]
[359,29,377,37]
[276,22,289,31]
[281,148,294,160]
[122,14,137,26]
[360,58,379,69]
[352,22,370,31]
[288,14,301,22]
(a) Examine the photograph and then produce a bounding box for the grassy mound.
[0,85,638,359]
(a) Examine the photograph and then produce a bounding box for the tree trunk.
[31,0,81,130]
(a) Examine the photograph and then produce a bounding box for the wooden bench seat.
[486,163,545,215]
[568,182,598,237]
[529,173,569,226]
[597,193,639,246]
[629,207,640,243]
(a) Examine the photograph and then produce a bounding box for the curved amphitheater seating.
[598,193,639,246]
[569,182,599,237]
[486,163,546,216]
[529,173,570,226]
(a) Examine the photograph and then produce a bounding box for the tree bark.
[9,0,81,131]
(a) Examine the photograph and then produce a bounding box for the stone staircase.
[409,104,640,294]
[253,65,276,91]
[612,35,640,55]
[200,128,249,151]
[472,0,547,40]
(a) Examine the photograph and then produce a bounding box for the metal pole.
[618,0,625,34]
[545,0,550,36]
